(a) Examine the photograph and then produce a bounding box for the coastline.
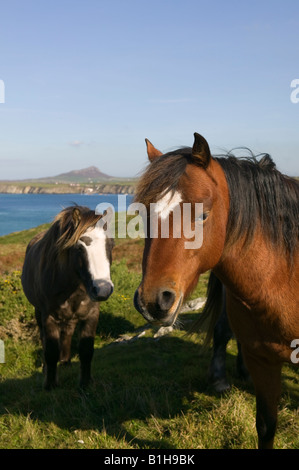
[0,182,135,195]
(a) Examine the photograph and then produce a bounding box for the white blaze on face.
[154,190,182,219]
[78,223,113,286]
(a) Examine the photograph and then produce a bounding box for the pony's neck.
[210,158,293,305]
[214,230,291,307]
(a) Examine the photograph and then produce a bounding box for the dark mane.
[135,148,299,257]
[216,152,299,258]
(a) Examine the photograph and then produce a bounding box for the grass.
[0,224,298,449]
[0,179,137,195]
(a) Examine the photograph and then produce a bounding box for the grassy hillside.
[0,180,136,195]
[0,225,298,449]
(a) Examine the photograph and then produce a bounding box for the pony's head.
[134,133,229,326]
[45,205,114,301]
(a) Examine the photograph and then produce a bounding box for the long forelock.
[56,208,102,251]
[39,207,102,261]
[134,149,193,207]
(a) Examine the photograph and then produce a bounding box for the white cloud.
[69,140,84,147]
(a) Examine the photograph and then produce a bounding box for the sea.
[0,193,134,237]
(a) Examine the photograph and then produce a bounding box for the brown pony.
[134,133,299,449]
[22,205,114,390]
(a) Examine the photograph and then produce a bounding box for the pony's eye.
[195,212,209,223]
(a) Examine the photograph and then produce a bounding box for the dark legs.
[36,308,99,390]
[42,315,60,390]
[209,301,249,393]
[243,349,282,449]
[78,309,99,388]
[208,301,233,392]
[60,322,76,365]
[236,342,249,381]
[35,310,60,390]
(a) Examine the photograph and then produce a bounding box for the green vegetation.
[0,225,298,449]
[0,180,136,195]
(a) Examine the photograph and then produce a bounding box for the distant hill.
[0,166,137,195]
[27,166,113,183]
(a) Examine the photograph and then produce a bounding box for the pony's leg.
[35,308,43,341]
[243,349,282,449]
[59,321,76,365]
[78,308,99,388]
[43,315,60,390]
[209,303,233,393]
[236,342,250,381]
[35,309,46,373]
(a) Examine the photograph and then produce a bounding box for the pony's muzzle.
[91,279,114,301]
[157,288,176,313]
[134,286,181,326]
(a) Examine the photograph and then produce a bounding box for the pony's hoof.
[211,378,231,394]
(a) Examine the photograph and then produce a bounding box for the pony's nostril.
[92,280,113,300]
[158,289,176,312]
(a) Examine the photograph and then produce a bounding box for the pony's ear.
[72,207,81,227]
[102,206,114,223]
[191,133,211,168]
[145,138,163,162]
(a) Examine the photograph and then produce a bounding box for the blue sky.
[0,0,299,179]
